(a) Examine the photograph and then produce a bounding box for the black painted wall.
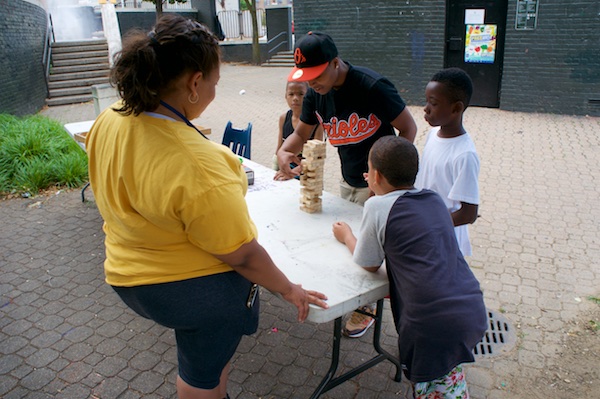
[116,10,201,37]
[266,7,292,53]
[501,1,600,116]
[293,1,446,109]
[293,0,600,116]
[0,0,48,116]
[220,42,269,64]
[115,3,216,40]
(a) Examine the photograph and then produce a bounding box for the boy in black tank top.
[273,81,323,180]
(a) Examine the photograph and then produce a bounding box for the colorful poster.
[465,24,497,64]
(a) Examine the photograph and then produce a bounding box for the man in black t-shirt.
[276,32,417,338]
[276,31,417,205]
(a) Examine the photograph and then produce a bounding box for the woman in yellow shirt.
[86,14,328,399]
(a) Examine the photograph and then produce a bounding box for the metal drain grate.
[473,309,516,358]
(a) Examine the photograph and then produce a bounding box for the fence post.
[238,11,243,39]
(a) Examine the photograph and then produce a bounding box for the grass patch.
[0,114,87,196]
[588,296,600,305]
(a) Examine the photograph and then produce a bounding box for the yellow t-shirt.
[86,107,257,287]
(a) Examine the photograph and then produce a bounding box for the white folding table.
[243,159,401,398]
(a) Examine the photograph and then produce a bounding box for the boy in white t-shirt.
[415,68,480,256]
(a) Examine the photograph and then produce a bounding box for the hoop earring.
[188,92,199,104]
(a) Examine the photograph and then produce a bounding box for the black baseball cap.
[288,31,338,82]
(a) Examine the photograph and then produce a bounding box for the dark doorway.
[445,1,508,107]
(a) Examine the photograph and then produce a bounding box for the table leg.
[309,318,342,399]
[309,299,402,398]
[81,182,90,202]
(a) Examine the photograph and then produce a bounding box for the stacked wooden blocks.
[300,140,326,213]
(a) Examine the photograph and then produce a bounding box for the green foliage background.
[0,114,88,196]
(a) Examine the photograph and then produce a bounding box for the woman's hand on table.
[214,240,328,322]
[281,283,328,322]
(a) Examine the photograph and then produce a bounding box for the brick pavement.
[1,63,599,398]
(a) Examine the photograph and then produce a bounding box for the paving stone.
[2,387,29,399]
[20,368,56,390]
[94,377,128,399]
[58,361,93,384]
[130,351,161,372]
[25,348,60,368]
[0,336,28,355]
[129,370,165,394]
[54,383,92,399]
[0,374,18,396]
[0,63,597,399]
[9,363,33,380]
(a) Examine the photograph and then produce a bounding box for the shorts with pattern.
[413,365,469,399]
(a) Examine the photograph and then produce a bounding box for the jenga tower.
[299,140,326,213]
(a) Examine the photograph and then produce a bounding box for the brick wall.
[501,1,600,115]
[0,0,48,116]
[293,0,600,116]
[116,10,201,37]
[293,0,447,108]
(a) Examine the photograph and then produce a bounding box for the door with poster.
[445,1,508,107]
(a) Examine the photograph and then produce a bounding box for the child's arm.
[275,112,286,153]
[451,202,478,226]
[332,222,380,272]
[390,108,417,143]
[448,149,480,226]
[277,121,317,178]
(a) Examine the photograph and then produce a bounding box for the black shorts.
[112,271,259,389]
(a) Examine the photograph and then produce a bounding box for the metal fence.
[217,9,266,39]
[114,0,192,10]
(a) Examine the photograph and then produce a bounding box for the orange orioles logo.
[294,48,306,65]
[316,112,382,146]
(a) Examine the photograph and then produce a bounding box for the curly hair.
[369,136,419,187]
[430,68,473,108]
[110,14,221,116]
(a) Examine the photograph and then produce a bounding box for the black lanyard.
[159,100,208,140]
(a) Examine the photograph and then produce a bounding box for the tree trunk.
[155,0,163,21]
[243,0,261,65]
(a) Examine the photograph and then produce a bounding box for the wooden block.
[301,182,323,191]
[300,194,321,203]
[301,159,324,170]
[300,139,326,213]
[300,202,322,213]
[301,190,322,199]
[74,132,88,143]
[305,170,323,178]
[302,140,326,158]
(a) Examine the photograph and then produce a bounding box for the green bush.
[0,114,88,196]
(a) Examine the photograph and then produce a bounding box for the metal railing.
[217,9,266,39]
[42,14,55,97]
[267,30,288,55]
[114,0,192,9]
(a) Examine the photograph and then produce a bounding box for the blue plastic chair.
[222,121,252,159]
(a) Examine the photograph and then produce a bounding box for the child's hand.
[276,150,301,179]
[274,164,303,181]
[332,222,352,244]
[274,170,292,181]
[290,164,303,175]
